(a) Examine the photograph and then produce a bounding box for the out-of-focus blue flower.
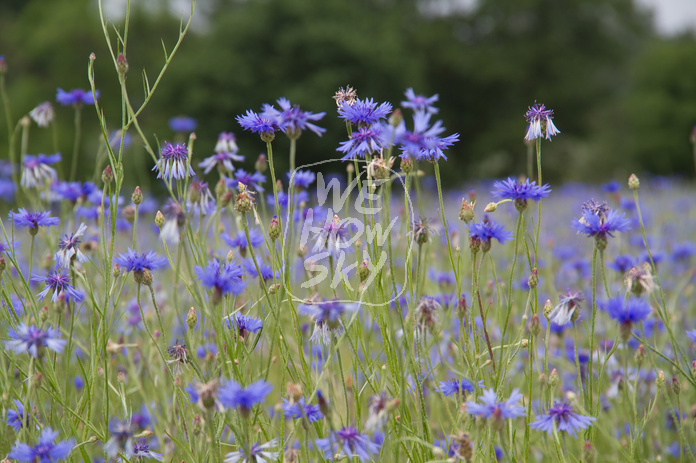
[5,324,66,358]
[114,249,167,273]
[469,217,513,247]
[602,180,621,193]
[0,177,15,201]
[337,98,392,126]
[601,296,652,324]
[439,378,475,397]
[262,97,326,137]
[299,299,358,344]
[524,102,560,141]
[168,115,197,132]
[465,388,526,420]
[104,419,135,459]
[282,397,323,422]
[9,208,60,233]
[6,399,30,432]
[548,291,584,326]
[20,153,60,188]
[229,169,266,192]
[199,151,244,174]
[153,142,194,181]
[243,259,279,282]
[492,177,551,202]
[56,88,98,106]
[29,101,55,127]
[225,439,278,463]
[34,269,84,303]
[687,328,696,343]
[608,254,636,273]
[126,439,163,461]
[316,426,381,462]
[394,111,459,162]
[236,110,283,136]
[401,88,439,114]
[8,427,74,462]
[219,379,273,412]
[287,169,316,189]
[530,402,595,436]
[227,312,263,339]
[222,228,264,253]
[194,259,246,299]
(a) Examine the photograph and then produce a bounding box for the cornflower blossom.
[153,142,195,181]
[194,259,246,303]
[236,109,283,141]
[687,328,696,343]
[228,169,266,192]
[311,214,354,257]
[20,153,60,188]
[214,132,240,153]
[299,299,359,345]
[168,115,197,132]
[166,342,190,376]
[625,262,656,296]
[218,379,273,415]
[8,427,74,462]
[439,378,476,397]
[34,269,84,303]
[114,249,167,274]
[401,88,439,114]
[243,259,279,282]
[5,324,66,358]
[337,98,392,126]
[316,426,381,462]
[492,177,551,211]
[129,439,164,461]
[524,102,560,141]
[104,419,135,459]
[395,111,459,162]
[573,205,631,250]
[337,124,385,160]
[530,402,596,437]
[222,228,264,256]
[6,399,31,432]
[287,169,316,189]
[52,180,97,203]
[601,296,652,341]
[548,291,584,325]
[56,88,99,106]
[262,97,326,137]
[465,388,526,420]
[186,380,224,412]
[227,312,263,339]
[199,151,244,174]
[29,101,55,127]
[225,439,279,463]
[608,254,637,274]
[418,129,459,162]
[410,217,437,245]
[282,397,323,422]
[188,180,215,215]
[414,296,442,334]
[469,216,513,252]
[55,222,88,268]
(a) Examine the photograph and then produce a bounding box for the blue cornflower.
[282,397,323,422]
[186,380,224,412]
[0,239,19,254]
[299,299,358,345]
[428,269,455,286]
[199,151,244,174]
[395,111,458,161]
[127,439,164,461]
[229,169,266,192]
[222,228,264,255]
[194,259,246,302]
[228,312,263,339]
[114,249,167,274]
[548,291,584,326]
[20,153,60,188]
[6,399,30,432]
[316,426,381,462]
[418,131,459,162]
[466,388,526,421]
[52,181,96,202]
[337,97,392,126]
[219,379,273,414]
[0,178,15,201]
[602,180,621,193]
[492,177,551,210]
[5,324,66,358]
[55,222,88,268]
[573,206,631,249]
[169,115,197,132]
[524,102,560,141]
[153,142,195,181]
[287,169,316,189]
[608,254,636,273]
[225,439,279,463]
[8,427,74,462]
[56,88,98,106]
[530,402,596,437]
[34,269,84,303]
[10,208,60,234]
[236,110,283,140]
[439,378,475,397]
[262,97,326,137]
[687,329,696,343]
[469,216,513,252]
[337,125,384,160]
[602,296,652,341]
[104,419,135,459]
[243,259,279,282]
[401,88,439,114]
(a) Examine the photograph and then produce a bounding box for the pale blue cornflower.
[8,427,74,462]
[5,323,66,358]
[530,402,596,437]
[20,153,60,188]
[153,142,195,181]
[524,102,560,141]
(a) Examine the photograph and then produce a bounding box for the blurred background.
[1,0,696,187]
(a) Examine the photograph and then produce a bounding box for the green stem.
[69,106,83,182]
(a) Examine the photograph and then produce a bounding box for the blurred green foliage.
[1,0,696,187]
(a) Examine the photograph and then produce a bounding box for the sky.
[638,0,696,34]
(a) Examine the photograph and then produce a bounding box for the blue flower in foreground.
[573,206,631,249]
[492,177,551,206]
[337,97,392,126]
[337,125,384,160]
[236,110,282,140]
[219,379,273,414]
[35,269,84,303]
[469,216,513,251]
[227,312,263,339]
[524,102,560,141]
[6,399,31,432]
[401,88,439,114]
[8,427,74,462]
[153,142,195,181]
[439,378,475,397]
[316,426,381,462]
[56,88,98,106]
[168,115,197,132]
[10,208,60,233]
[530,402,596,437]
[418,131,459,162]
[114,249,167,273]
[194,259,246,302]
[282,397,323,422]
[262,97,326,137]
[5,324,66,358]
[465,388,526,420]
[225,439,279,463]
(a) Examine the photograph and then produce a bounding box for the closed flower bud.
[40,306,49,323]
[634,344,645,366]
[459,199,475,223]
[528,268,538,289]
[122,205,135,223]
[0,55,6,74]
[155,211,165,228]
[117,53,129,75]
[358,260,370,282]
[0,257,5,275]
[530,314,541,337]
[226,250,234,263]
[628,174,640,190]
[141,269,153,286]
[189,182,201,204]
[269,216,281,241]
[346,162,355,174]
[285,382,303,401]
[389,108,403,127]
[102,165,113,185]
[520,339,529,348]
[130,186,143,205]
[582,441,596,463]
[469,237,481,254]
[112,265,122,278]
[192,415,202,435]
[484,202,497,213]
[117,371,126,383]
[657,371,666,388]
[691,360,696,380]
[317,389,330,417]
[186,307,197,330]
[234,183,254,214]
[672,375,681,395]
[549,368,560,388]
[220,191,233,208]
[539,373,547,385]
[400,157,413,174]
[255,154,267,173]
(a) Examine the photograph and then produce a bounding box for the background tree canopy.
[1,0,695,187]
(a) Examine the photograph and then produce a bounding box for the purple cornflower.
[548,291,584,325]
[5,323,66,358]
[310,214,354,256]
[337,124,385,160]
[573,206,631,249]
[8,427,74,462]
[465,388,526,420]
[418,130,459,162]
[55,222,88,268]
[337,98,392,126]
[469,216,513,252]
[222,228,264,255]
[225,439,279,463]
[236,110,283,141]
[169,115,197,132]
[114,249,167,274]
[602,296,652,341]
[608,254,636,273]
[199,151,244,174]
[52,181,97,203]
[229,169,266,192]
[530,402,596,437]
[10,208,60,234]
[401,88,439,114]
[299,299,358,344]
[287,169,316,189]
[316,426,381,462]
[219,379,273,414]
[29,101,55,127]
[56,88,98,106]
[20,153,60,188]
[492,177,551,210]
[131,439,164,461]
[34,269,84,303]
[282,397,323,422]
[243,259,279,282]
[524,102,560,141]
[214,131,239,153]
[262,97,326,137]
[439,378,476,397]
[6,399,30,432]
[153,142,195,181]
[228,312,263,339]
[395,111,459,162]
[104,419,135,459]
[194,259,246,302]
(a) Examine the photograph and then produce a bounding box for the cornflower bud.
[389,108,403,127]
[656,371,666,388]
[358,260,370,283]
[672,375,681,396]
[549,368,559,388]
[634,344,645,367]
[255,154,267,173]
[268,216,281,241]
[528,268,538,289]
[117,53,129,75]
[122,205,135,223]
[186,307,197,330]
[215,178,227,199]
[530,314,541,337]
[102,165,113,185]
[155,211,165,228]
[220,192,233,208]
[582,441,596,463]
[141,269,153,286]
[459,199,475,223]
[192,415,202,435]
[400,157,413,174]
[628,174,640,190]
[484,202,497,213]
[234,183,254,214]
